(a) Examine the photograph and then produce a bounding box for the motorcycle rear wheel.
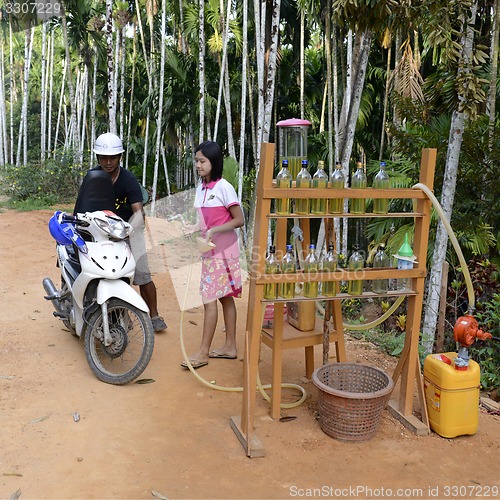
[84,298,154,385]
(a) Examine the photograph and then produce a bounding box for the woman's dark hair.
[195,141,223,181]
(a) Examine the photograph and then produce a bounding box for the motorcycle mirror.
[74,170,115,215]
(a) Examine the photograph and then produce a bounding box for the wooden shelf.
[267,212,424,219]
[257,267,426,285]
[263,186,428,200]
[261,291,416,303]
[232,144,436,457]
[261,317,334,351]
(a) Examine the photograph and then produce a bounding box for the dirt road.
[0,209,499,499]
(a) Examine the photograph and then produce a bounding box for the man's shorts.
[128,229,152,286]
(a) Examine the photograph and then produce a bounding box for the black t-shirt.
[93,166,143,221]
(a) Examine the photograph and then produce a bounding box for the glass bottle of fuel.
[347,245,365,295]
[303,244,319,298]
[275,159,292,215]
[311,160,329,214]
[373,161,390,214]
[350,161,367,214]
[295,160,312,215]
[321,244,337,297]
[328,162,345,214]
[280,244,296,298]
[263,246,280,299]
[372,243,390,293]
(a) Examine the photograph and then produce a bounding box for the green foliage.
[349,327,406,357]
[222,156,239,191]
[470,342,500,390]
[1,153,88,205]
[446,267,500,390]
[340,288,363,320]
[469,293,500,389]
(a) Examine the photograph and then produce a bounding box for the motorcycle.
[42,170,154,385]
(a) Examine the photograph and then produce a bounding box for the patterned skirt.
[200,256,242,302]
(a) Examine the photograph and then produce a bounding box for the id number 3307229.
[3,0,62,20]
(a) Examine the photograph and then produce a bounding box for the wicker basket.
[312,363,395,442]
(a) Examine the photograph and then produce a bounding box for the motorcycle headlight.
[95,216,132,240]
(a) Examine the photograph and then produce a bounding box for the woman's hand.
[205,227,215,243]
[182,222,199,237]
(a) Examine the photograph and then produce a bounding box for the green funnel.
[398,234,414,257]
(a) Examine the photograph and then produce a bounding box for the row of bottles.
[275,160,390,216]
[264,241,413,300]
[264,244,336,300]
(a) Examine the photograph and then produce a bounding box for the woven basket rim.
[312,362,395,400]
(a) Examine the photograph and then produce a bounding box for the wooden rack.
[230,143,436,457]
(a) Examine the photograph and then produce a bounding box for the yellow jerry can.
[423,352,480,438]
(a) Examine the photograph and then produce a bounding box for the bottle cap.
[269,246,276,253]
[380,161,386,167]
[301,159,308,166]
[282,159,289,167]
[309,244,315,249]
[286,244,293,251]
[328,244,334,251]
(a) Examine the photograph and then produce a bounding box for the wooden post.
[387,148,436,435]
[230,143,275,457]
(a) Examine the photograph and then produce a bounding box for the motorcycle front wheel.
[84,298,154,385]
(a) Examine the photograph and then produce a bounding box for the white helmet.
[94,133,125,155]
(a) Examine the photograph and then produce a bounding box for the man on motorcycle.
[78,132,167,333]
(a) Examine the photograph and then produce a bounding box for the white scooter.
[42,171,154,385]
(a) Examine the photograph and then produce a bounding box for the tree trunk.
[487,0,500,150]
[0,44,7,165]
[106,0,117,134]
[119,27,126,140]
[90,47,97,165]
[134,0,154,186]
[9,20,14,164]
[213,0,231,144]
[40,21,47,164]
[61,5,77,150]
[161,145,171,196]
[151,0,167,216]
[339,30,372,255]
[300,11,305,119]
[261,0,281,144]
[422,2,478,355]
[253,0,266,166]
[338,30,372,168]
[237,0,248,200]
[17,25,34,167]
[53,59,67,157]
[223,56,236,158]
[79,66,89,167]
[379,38,391,161]
[47,30,54,161]
[125,28,137,171]
[198,0,206,143]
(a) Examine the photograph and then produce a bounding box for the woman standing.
[182,141,244,369]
